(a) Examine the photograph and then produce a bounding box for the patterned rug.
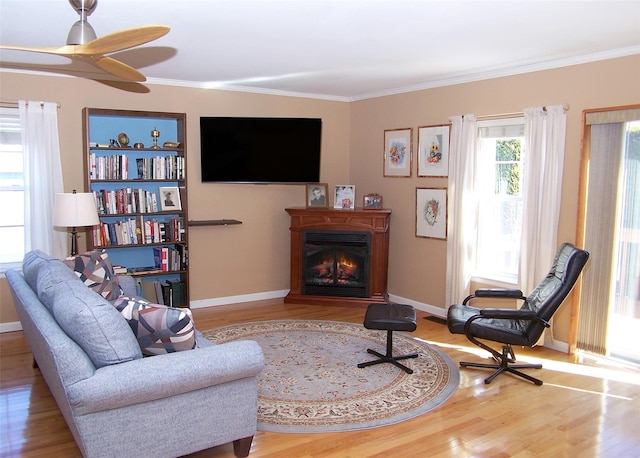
[202,320,459,433]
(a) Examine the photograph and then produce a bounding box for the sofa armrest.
[67,339,265,416]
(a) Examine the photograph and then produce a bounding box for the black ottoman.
[357,302,418,374]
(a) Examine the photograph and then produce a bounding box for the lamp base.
[70,227,78,256]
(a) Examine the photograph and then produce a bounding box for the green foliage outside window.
[495,139,521,196]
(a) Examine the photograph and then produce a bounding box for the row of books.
[89,154,185,180]
[138,279,187,307]
[136,156,185,180]
[153,246,188,272]
[94,188,160,215]
[92,217,186,246]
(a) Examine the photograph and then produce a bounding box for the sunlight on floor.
[423,338,640,386]
[0,385,29,455]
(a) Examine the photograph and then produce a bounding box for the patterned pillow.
[64,249,122,300]
[112,296,197,355]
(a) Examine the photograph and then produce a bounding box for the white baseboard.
[388,293,446,318]
[189,289,289,309]
[0,321,22,333]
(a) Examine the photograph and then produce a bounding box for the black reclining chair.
[447,243,589,385]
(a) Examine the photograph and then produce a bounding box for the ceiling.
[1,0,639,101]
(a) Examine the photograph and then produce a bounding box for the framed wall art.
[383,128,412,177]
[416,187,447,239]
[334,185,355,209]
[363,193,383,209]
[417,124,450,177]
[159,186,182,211]
[306,183,329,208]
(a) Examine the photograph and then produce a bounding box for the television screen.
[200,117,322,184]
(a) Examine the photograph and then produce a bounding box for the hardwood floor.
[1,300,639,457]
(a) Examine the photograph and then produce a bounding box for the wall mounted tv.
[200,117,322,184]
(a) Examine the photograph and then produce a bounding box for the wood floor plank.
[1,300,639,457]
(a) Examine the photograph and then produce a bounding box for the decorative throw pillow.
[111,296,197,356]
[64,249,122,300]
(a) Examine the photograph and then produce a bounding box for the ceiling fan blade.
[89,55,147,82]
[0,44,73,55]
[80,25,170,55]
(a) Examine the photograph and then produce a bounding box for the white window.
[0,107,24,270]
[475,118,526,282]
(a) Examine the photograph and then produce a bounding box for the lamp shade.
[53,192,100,227]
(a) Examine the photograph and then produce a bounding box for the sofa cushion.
[64,249,122,300]
[37,258,86,313]
[22,250,54,291]
[52,281,142,368]
[112,296,197,356]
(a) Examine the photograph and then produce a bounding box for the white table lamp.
[53,190,99,255]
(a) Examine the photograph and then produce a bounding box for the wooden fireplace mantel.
[285,207,391,307]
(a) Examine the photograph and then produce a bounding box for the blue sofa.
[6,250,265,458]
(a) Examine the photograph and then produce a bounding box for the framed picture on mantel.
[306,183,329,208]
[334,185,355,209]
[363,193,383,209]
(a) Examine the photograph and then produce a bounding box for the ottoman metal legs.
[357,303,418,374]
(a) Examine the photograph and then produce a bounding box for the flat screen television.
[200,117,322,184]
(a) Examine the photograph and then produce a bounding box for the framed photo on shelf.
[417,124,450,177]
[159,186,182,211]
[416,187,447,239]
[306,183,329,208]
[383,128,412,177]
[334,185,356,209]
[363,193,383,209]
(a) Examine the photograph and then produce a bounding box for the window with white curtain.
[0,107,24,269]
[475,117,526,282]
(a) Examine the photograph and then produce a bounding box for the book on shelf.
[164,279,186,307]
[154,280,165,305]
[153,246,169,272]
[139,280,157,303]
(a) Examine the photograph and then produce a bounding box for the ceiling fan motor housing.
[66,0,98,45]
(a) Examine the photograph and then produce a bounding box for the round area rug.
[202,320,459,433]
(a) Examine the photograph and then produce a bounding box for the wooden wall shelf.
[187,219,242,226]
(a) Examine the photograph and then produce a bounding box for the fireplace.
[303,231,370,298]
[285,207,391,307]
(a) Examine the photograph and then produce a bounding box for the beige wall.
[0,73,350,326]
[349,54,640,343]
[1,54,639,344]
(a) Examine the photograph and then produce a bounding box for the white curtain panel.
[445,114,478,307]
[19,101,66,258]
[519,105,567,296]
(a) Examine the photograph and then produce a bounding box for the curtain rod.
[0,100,61,108]
[475,103,570,121]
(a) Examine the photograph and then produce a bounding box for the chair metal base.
[460,343,543,385]
[358,330,418,374]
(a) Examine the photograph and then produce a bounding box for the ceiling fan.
[0,0,169,82]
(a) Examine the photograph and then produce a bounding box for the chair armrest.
[462,288,525,305]
[479,308,537,319]
[67,340,265,416]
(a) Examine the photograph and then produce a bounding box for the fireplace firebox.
[303,231,370,298]
[285,207,391,307]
